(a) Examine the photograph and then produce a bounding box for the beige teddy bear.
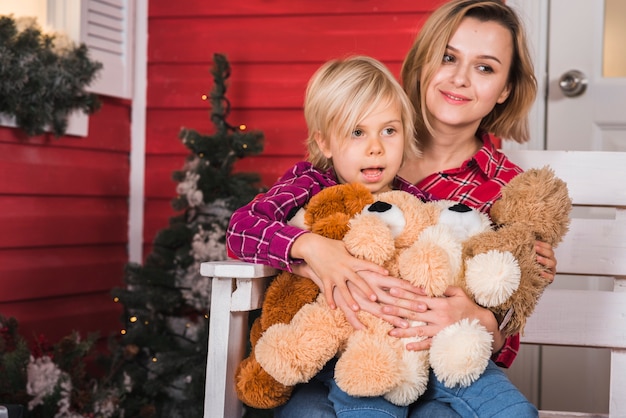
[255,187,492,406]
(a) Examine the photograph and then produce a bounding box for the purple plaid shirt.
[226,161,432,271]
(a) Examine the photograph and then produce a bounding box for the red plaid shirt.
[416,131,522,368]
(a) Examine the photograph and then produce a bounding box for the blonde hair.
[401,0,537,143]
[305,56,419,171]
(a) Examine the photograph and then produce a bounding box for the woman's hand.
[536,240,557,282]
[383,285,504,353]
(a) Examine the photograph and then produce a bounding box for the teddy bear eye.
[367,201,392,213]
[448,203,472,213]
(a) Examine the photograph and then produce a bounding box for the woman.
[276,1,555,416]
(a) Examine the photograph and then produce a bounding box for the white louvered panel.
[88,0,124,19]
[80,0,133,99]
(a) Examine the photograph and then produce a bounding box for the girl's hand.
[384,285,504,353]
[536,240,557,282]
[290,233,387,313]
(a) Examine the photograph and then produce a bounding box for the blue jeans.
[274,359,538,418]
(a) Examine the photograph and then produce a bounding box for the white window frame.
[0,0,135,136]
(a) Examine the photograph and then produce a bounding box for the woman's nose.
[451,64,470,87]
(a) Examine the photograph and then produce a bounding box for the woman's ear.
[314,131,332,158]
[497,82,512,104]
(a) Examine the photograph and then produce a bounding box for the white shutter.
[79,0,134,99]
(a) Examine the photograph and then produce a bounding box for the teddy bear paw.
[465,250,521,307]
[429,318,493,388]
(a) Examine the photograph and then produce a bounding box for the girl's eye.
[352,129,364,138]
[382,127,396,136]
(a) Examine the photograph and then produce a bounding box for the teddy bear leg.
[334,322,403,398]
[465,250,521,307]
[255,296,352,387]
[429,318,493,388]
[334,321,430,406]
[235,318,293,409]
[382,349,430,406]
[235,349,293,409]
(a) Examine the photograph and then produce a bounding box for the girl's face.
[316,101,405,195]
[425,17,513,134]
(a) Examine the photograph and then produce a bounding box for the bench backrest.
[505,150,626,417]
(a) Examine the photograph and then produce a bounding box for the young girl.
[275,0,551,417]
[226,55,433,417]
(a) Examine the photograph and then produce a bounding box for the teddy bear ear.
[303,183,374,228]
[490,167,572,245]
[342,183,375,215]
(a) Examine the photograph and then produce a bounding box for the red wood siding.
[145,0,442,249]
[0,96,131,342]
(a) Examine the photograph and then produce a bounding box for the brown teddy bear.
[419,167,571,388]
[461,166,572,337]
[234,182,374,409]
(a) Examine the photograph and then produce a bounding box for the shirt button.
[279,262,287,269]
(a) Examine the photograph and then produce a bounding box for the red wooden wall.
[0,97,131,342]
[144,0,443,254]
[1,0,443,347]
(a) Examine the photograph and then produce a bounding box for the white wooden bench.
[201,150,626,418]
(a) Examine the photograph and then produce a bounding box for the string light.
[113,297,119,303]
[201,94,207,100]
[152,357,158,363]
[239,124,246,130]
[130,316,138,323]
[120,329,126,335]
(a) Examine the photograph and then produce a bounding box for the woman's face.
[425,17,513,134]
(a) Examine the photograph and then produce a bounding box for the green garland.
[0,15,102,137]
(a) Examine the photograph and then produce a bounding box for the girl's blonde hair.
[305,56,419,171]
[401,0,537,143]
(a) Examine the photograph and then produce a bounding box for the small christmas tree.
[110,53,264,418]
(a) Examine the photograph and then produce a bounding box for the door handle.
[558,70,587,97]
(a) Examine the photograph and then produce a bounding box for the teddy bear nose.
[448,203,472,213]
[368,201,392,213]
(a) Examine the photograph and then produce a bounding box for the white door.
[546,0,626,152]
[506,0,626,413]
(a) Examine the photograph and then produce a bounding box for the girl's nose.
[367,137,384,155]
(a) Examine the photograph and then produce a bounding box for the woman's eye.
[477,64,494,73]
[443,54,454,63]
